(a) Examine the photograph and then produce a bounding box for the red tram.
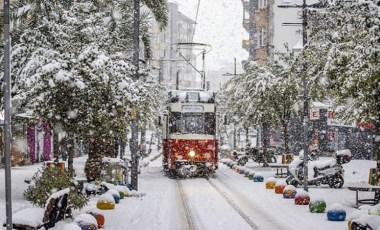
[161,90,219,178]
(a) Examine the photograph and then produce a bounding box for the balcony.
[242,39,250,51]
[243,18,250,32]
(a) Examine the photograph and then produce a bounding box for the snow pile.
[139,159,150,167]
[12,208,45,227]
[348,205,380,229]
[45,188,70,207]
[336,149,352,157]
[266,177,277,183]
[115,185,129,194]
[327,203,345,212]
[284,185,296,192]
[100,182,115,190]
[85,207,104,216]
[312,159,337,169]
[61,223,82,230]
[275,180,287,186]
[107,189,120,198]
[368,203,380,216]
[98,193,115,203]
[75,213,98,226]
[295,189,309,198]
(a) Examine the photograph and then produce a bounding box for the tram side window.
[205,113,215,135]
[169,112,182,134]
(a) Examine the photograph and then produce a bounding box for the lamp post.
[278,0,309,191]
[3,0,12,228]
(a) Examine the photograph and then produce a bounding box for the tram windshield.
[169,112,215,135]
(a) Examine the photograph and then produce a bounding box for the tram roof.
[168,90,215,103]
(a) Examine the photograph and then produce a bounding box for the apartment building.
[149,2,196,90]
[241,0,308,67]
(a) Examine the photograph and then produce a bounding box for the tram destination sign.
[182,105,204,112]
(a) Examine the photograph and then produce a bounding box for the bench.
[347,183,380,208]
[11,188,71,230]
[269,164,289,178]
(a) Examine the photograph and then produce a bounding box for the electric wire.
[191,0,201,42]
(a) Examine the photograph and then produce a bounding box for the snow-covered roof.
[168,90,215,103]
[312,101,330,109]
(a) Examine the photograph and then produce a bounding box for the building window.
[258,0,267,9]
[259,28,266,47]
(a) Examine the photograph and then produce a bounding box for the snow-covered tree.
[224,62,278,165]
[296,0,380,164]
[223,46,300,156]
[1,0,168,177]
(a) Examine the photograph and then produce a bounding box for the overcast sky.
[169,0,248,73]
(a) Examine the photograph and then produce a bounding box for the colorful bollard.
[283,185,297,199]
[294,190,310,205]
[253,174,264,182]
[274,181,287,194]
[265,177,277,189]
[327,203,346,221]
[309,198,326,213]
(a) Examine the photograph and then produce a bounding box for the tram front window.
[169,112,215,135]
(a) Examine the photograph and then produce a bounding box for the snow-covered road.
[0,153,377,230]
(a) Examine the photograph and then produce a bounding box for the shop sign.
[310,108,320,120]
[327,111,356,127]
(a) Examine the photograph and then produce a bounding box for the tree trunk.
[140,126,146,157]
[245,127,249,146]
[67,132,75,176]
[262,122,270,167]
[84,138,113,181]
[283,121,289,154]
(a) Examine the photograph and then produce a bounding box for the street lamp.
[278,0,326,192]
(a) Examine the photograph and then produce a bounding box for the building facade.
[241,0,311,66]
[149,2,196,90]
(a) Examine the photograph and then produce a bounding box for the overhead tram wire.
[191,0,201,42]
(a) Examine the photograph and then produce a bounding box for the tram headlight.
[189,150,196,158]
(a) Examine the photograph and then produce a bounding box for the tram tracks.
[176,179,196,230]
[206,178,260,230]
[176,177,260,230]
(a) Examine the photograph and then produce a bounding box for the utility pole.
[301,0,309,193]
[278,0,325,192]
[131,0,140,190]
[3,0,12,229]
